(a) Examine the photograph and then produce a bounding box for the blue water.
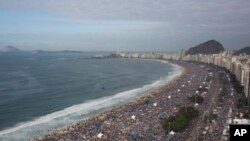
[0,52,180,140]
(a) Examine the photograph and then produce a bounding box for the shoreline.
[33,60,186,140]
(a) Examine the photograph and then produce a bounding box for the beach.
[0,56,182,141]
[33,60,216,140]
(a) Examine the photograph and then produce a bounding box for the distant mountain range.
[0,46,84,53]
[32,49,45,54]
[186,40,225,55]
[62,50,83,53]
[1,46,20,52]
[2,43,250,56]
[233,46,250,55]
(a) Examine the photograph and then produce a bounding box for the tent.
[169,131,175,135]
[97,133,103,138]
[153,103,157,107]
[131,115,136,120]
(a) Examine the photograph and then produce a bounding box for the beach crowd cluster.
[34,61,240,141]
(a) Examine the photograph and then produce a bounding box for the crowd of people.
[197,69,243,141]
[33,61,227,141]
[171,64,244,141]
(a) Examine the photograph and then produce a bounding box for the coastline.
[33,60,186,140]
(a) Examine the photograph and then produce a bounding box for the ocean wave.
[0,61,181,141]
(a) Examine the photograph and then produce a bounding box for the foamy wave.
[0,61,182,141]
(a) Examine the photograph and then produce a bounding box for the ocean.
[0,52,181,140]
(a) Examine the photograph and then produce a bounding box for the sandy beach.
[33,61,212,141]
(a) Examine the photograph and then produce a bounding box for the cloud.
[0,0,249,22]
[0,0,250,50]
[1,0,250,35]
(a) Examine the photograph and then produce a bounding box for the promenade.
[34,61,237,141]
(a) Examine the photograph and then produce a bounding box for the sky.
[0,0,250,51]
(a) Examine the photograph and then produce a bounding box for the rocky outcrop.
[187,40,225,55]
[2,46,20,52]
[233,46,250,55]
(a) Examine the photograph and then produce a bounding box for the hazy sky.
[0,0,249,51]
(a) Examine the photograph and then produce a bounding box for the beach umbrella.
[195,103,199,106]
[193,75,195,77]
[177,89,180,92]
[153,102,157,107]
[168,95,171,99]
[188,81,191,83]
[182,84,185,87]
[131,115,136,120]
[97,133,103,138]
[199,86,202,88]
[196,90,199,94]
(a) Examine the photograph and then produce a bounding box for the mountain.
[62,50,82,53]
[32,49,45,54]
[1,46,20,52]
[187,40,225,55]
[233,47,250,55]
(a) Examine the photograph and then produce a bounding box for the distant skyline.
[0,0,250,51]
